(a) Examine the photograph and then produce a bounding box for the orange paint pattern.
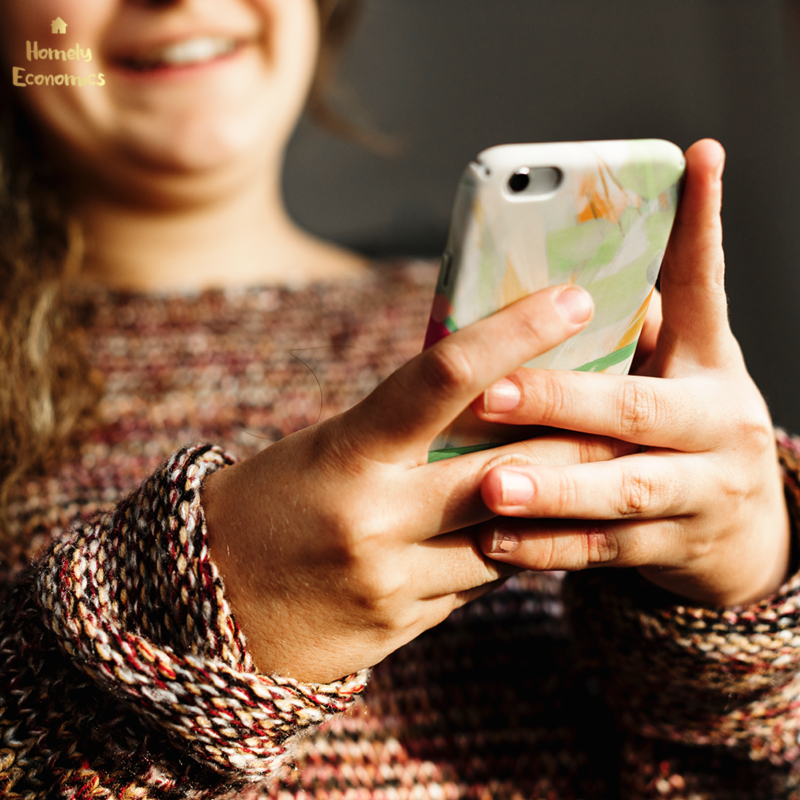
[576,171,631,225]
[615,288,655,351]
[501,256,526,306]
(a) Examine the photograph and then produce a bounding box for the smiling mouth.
[118,36,243,71]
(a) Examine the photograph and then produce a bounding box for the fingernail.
[499,470,534,505]
[483,378,521,414]
[555,286,593,324]
[490,528,519,554]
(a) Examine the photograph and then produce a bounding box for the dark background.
[284,0,800,431]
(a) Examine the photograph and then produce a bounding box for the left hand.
[472,139,791,607]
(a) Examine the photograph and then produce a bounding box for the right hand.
[203,283,627,683]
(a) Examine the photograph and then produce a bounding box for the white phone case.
[425,139,685,460]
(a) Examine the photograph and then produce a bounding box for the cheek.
[266,0,320,99]
[1,7,112,163]
[5,0,322,176]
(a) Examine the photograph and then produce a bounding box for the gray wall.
[284,0,800,431]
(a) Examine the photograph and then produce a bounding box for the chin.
[117,115,276,174]
[101,76,295,178]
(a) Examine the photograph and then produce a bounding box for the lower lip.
[111,43,248,82]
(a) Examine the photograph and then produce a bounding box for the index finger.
[341,285,594,464]
[475,368,720,451]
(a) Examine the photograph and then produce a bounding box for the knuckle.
[420,341,475,395]
[575,434,620,464]
[350,567,401,608]
[713,460,749,509]
[528,537,558,572]
[619,380,661,438]
[583,527,620,566]
[663,244,725,289]
[536,372,572,426]
[346,566,414,634]
[328,539,410,623]
[680,528,715,564]
[336,513,390,564]
[731,397,774,455]
[514,304,550,349]
[711,254,726,288]
[319,492,395,565]
[618,469,655,516]
[552,471,580,516]
[577,436,600,465]
[483,452,538,470]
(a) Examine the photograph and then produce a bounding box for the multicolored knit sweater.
[3,262,800,799]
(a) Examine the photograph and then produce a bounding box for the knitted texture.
[2,445,367,798]
[568,434,800,764]
[2,262,800,799]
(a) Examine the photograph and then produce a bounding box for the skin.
[205,143,791,682]
[4,3,791,680]
[475,141,791,608]
[0,0,365,289]
[203,284,633,682]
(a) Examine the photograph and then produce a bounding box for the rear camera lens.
[508,169,531,193]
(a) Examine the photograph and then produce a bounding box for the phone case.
[425,139,685,461]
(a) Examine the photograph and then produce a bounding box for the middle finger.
[480,451,705,521]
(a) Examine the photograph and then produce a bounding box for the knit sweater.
[3,261,800,800]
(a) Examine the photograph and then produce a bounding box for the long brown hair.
[0,0,363,545]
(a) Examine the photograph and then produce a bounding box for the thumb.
[657,139,735,372]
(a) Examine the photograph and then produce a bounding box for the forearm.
[0,445,367,798]
[566,431,800,764]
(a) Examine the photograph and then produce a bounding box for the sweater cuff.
[565,431,800,765]
[35,445,368,780]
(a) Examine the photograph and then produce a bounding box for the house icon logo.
[11,15,106,89]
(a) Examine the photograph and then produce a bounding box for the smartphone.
[425,139,685,461]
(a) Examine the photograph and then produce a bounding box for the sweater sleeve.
[0,445,368,799]
[565,431,800,769]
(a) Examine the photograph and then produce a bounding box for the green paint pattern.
[574,341,638,373]
[427,442,501,463]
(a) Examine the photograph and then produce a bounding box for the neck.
[76,163,367,292]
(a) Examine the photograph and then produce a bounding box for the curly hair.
[0,0,363,550]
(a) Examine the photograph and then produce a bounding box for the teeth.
[125,36,238,69]
[159,37,235,65]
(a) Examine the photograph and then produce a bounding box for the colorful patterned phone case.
[425,139,685,461]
